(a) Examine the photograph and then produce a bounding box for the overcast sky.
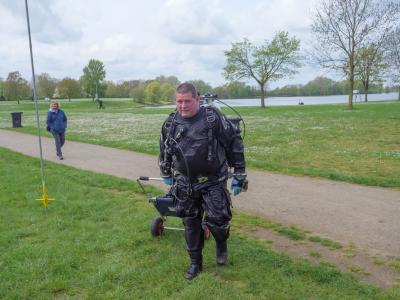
[0,0,336,88]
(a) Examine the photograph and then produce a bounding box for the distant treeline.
[105,76,396,101]
[0,73,397,104]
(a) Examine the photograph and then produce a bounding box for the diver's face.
[175,92,200,118]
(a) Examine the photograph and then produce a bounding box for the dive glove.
[162,176,173,186]
[230,174,248,196]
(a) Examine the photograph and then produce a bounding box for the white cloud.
[0,0,330,87]
[160,0,233,45]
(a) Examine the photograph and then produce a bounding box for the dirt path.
[1,129,399,286]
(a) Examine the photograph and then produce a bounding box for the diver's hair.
[176,82,197,98]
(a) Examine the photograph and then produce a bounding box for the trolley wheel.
[151,216,164,237]
[203,226,211,240]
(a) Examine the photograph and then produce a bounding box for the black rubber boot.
[184,251,203,280]
[216,240,228,265]
[207,224,230,265]
[184,263,203,280]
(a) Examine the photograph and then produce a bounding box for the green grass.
[232,211,307,240]
[310,251,322,258]
[1,98,399,187]
[1,148,400,299]
[388,258,400,272]
[309,236,343,250]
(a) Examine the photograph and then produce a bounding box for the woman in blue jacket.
[46,100,67,160]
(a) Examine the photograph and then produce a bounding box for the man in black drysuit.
[159,82,247,280]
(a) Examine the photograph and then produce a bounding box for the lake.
[155,92,398,108]
[217,92,399,107]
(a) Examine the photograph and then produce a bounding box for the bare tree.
[385,27,400,100]
[311,0,399,109]
[224,32,302,108]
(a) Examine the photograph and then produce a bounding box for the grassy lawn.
[1,148,400,299]
[0,98,399,187]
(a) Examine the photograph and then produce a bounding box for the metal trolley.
[137,176,211,239]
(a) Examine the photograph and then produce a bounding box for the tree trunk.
[348,58,354,109]
[364,82,369,102]
[364,75,369,102]
[348,77,354,109]
[260,84,266,108]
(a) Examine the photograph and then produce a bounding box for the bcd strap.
[205,107,216,162]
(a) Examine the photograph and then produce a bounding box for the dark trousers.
[52,132,65,156]
[174,176,232,261]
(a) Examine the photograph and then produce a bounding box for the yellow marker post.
[35,183,55,209]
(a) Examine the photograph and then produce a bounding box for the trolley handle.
[137,175,164,196]
[138,176,163,181]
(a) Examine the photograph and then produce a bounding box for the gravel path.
[1,129,399,258]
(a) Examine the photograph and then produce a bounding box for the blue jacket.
[46,109,67,133]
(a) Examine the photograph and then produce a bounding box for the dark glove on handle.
[231,174,248,196]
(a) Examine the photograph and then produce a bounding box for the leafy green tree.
[311,0,399,109]
[0,78,5,101]
[303,76,337,96]
[212,85,229,99]
[57,78,81,101]
[36,73,58,99]
[224,32,301,107]
[81,59,106,100]
[155,75,180,87]
[4,71,31,103]
[188,80,213,95]
[224,81,251,98]
[144,81,161,103]
[355,45,386,102]
[159,83,175,102]
[130,83,146,103]
[104,81,123,98]
[120,80,142,97]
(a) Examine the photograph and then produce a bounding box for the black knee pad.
[207,223,230,241]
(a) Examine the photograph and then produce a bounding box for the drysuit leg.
[183,214,204,263]
[202,183,232,264]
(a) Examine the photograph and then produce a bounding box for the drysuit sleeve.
[159,117,173,177]
[215,112,246,174]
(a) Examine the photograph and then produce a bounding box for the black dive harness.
[162,107,219,200]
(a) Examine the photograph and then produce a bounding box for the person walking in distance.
[46,100,67,160]
[159,83,247,280]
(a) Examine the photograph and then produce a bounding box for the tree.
[81,59,106,100]
[120,80,142,97]
[385,27,400,100]
[4,71,31,103]
[303,76,337,96]
[188,80,213,95]
[159,83,175,102]
[224,81,253,98]
[355,44,386,101]
[57,78,81,101]
[36,73,58,99]
[311,0,399,109]
[155,75,180,87]
[144,81,161,104]
[0,78,5,101]
[224,32,301,107]
[130,83,146,103]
